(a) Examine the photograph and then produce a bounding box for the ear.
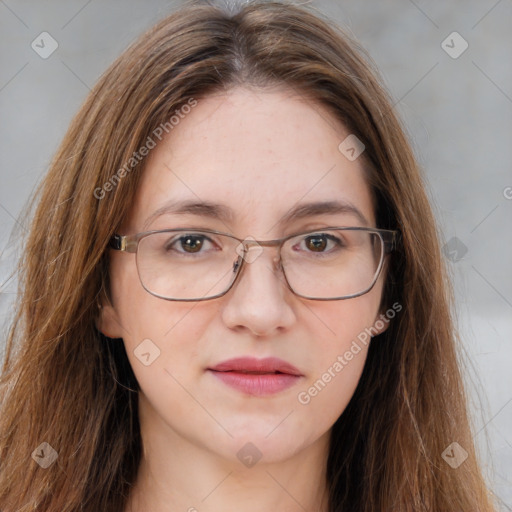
[95,298,124,339]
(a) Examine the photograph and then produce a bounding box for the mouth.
[221,370,288,374]
[207,357,303,396]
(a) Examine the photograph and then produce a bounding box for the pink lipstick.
[207,357,303,396]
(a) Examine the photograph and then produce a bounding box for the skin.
[98,86,389,512]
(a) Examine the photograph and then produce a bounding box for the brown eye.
[164,234,211,254]
[305,235,328,252]
[180,235,204,253]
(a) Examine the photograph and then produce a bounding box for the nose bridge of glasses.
[233,236,282,270]
[239,236,281,248]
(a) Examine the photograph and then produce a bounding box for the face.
[99,86,389,466]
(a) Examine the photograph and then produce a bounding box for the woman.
[0,1,496,510]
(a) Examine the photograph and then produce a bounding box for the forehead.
[125,86,375,235]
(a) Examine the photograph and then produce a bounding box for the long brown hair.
[0,1,496,510]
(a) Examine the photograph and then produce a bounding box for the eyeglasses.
[109,226,398,301]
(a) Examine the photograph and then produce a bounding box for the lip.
[207,357,303,396]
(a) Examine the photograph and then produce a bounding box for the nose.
[220,247,297,336]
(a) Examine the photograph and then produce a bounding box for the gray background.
[0,0,511,508]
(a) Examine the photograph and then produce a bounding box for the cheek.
[116,298,218,430]
[117,297,211,373]
[301,287,382,358]
[294,293,381,423]
[110,253,199,343]
[295,334,369,425]
[109,259,215,387]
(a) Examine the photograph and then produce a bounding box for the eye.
[300,233,344,253]
[305,235,328,252]
[166,234,215,254]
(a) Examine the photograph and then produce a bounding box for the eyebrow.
[142,198,369,231]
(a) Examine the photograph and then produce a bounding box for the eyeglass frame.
[109,226,399,302]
